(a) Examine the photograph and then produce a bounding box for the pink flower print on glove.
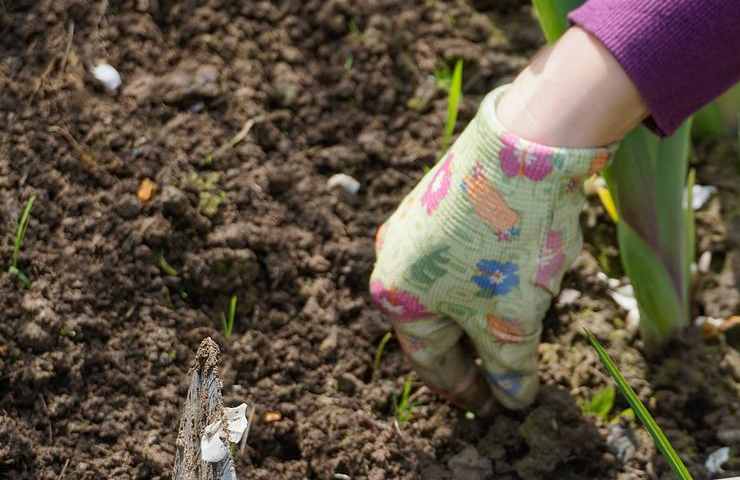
[500,133,554,182]
[535,230,566,292]
[421,153,453,214]
[370,280,431,322]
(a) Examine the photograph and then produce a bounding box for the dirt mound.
[1,1,738,479]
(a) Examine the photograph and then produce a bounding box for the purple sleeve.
[569,0,740,136]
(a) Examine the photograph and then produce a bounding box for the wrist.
[496,27,647,148]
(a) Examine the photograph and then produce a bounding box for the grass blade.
[441,59,463,151]
[585,330,694,480]
[11,195,36,269]
[373,331,392,381]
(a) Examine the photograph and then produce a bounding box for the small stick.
[210,116,264,161]
[48,126,96,171]
[60,21,75,74]
[57,458,70,480]
[240,403,256,453]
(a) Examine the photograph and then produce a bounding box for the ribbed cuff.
[567,0,740,137]
[477,86,619,180]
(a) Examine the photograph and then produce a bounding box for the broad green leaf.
[582,385,615,421]
[531,0,586,43]
[585,330,694,480]
[603,122,692,348]
[616,222,687,348]
[692,102,725,141]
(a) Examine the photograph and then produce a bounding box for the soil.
[1,1,739,479]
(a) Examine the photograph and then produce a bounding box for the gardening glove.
[370,85,617,411]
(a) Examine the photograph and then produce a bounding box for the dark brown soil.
[1,1,738,479]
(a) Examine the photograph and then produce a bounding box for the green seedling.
[441,59,463,152]
[8,195,36,288]
[585,330,694,480]
[372,331,393,381]
[581,385,615,422]
[393,376,417,425]
[222,294,238,338]
[158,253,179,276]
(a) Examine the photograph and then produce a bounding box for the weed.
[393,376,417,425]
[8,195,36,288]
[441,59,463,151]
[222,294,238,338]
[581,385,615,422]
[158,253,179,276]
[372,331,392,381]
[585,329,694,480]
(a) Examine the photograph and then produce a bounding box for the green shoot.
[581,385,615,422]
[441,59,463,151]
[434,64,453,91]
[158,253,179,276]
[8,195,36,288]
[372,331,392,381]
[585,330,694,480]
[222,294,238,338]
[393,376,417,425]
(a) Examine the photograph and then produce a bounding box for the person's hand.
[370,86,616,410]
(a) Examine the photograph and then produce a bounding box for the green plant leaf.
[441,59,463,151]
[585,330,694,480]
[582,386,615,421]
[531,0,587,43]
[603,122,693,349]
[11,195,36,269]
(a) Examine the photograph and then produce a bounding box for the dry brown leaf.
[263,411,282,423]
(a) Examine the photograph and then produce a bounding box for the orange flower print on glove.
[462,163,520,240]
[486,314,526,343]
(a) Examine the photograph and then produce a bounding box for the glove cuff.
[476,85,619,180]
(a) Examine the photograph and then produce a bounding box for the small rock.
[718,429,740,444]
[705,446,730,475]
[207,222,250,249]
[557,288,581,306]
[337,372,362,396]
[161,185,190,218]
[91,63,121,92]
[327,173,360,195]
[606,423,637,463]
[115,194,141,219]
[138,215,172,247]
[320,325,338,353]
[448,446,493,480]
[161,63,220,104]
[18,321,53,352]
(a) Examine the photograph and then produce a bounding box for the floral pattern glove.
[370,85,617,410]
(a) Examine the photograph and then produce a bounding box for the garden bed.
[1,1,739,479]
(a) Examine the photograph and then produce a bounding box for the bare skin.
[497,27,649,148]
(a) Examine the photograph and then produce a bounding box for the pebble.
[115,194,141,219]
[91,63,121,92]
[447,446,493,480]
[327,173,360,195]
[18,321,53,352]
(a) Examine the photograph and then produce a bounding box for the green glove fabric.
[370,85,617,411]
